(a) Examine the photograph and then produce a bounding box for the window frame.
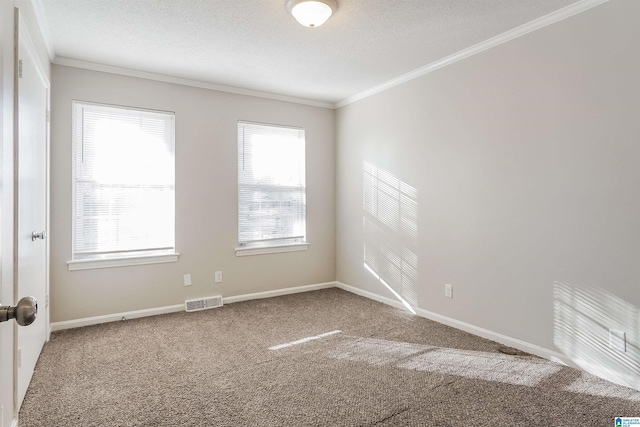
[67,100,179,270]
[235,120,308,257]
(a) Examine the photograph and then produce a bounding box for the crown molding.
[52,57,335,109]
[29,0,55,60]
[335,0,609,109]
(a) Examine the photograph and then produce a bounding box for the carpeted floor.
[19,288,640,426]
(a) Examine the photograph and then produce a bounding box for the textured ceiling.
[42,0,582,104]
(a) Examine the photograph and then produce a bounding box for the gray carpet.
[19,288,640,426]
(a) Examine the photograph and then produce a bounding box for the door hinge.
[45,294,49,308]
[18,59,23,78]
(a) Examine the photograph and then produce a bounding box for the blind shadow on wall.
[363,161,418,314]
[554,281,640,391]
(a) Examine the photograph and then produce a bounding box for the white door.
[15,12,49,408]
[0,6,13,425]
[0,291,7,426]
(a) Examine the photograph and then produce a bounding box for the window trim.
[69,100,177,269]
[235,242,308,257]
[67,253,180,271]
[237,120,307,254]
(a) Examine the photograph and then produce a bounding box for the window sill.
[235,242,308,257]
[67,253,180,271]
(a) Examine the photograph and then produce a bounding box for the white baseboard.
[335,281,577,369]
[412,306,576,367]
[50,304,185,332]
[335,281,406,311]
[11,418,18,427]
[50,281,337,332]
[223,281,336,304]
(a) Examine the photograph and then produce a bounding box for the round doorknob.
[10,296,38,326]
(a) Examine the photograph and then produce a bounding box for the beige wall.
[50,65,336,322]
[336,0,640,390]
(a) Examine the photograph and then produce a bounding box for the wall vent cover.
[185,296,223,312]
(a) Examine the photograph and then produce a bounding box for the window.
[236,121,307,256]
[68,101,178,270]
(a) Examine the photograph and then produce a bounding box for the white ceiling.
[40,0,583,106]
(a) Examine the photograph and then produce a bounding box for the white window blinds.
[72,102,175,259]
[237,122,306,247]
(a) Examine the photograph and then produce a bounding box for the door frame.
[12,7,50,417]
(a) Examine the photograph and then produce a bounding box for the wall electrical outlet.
[183,274,192,287]
[609,329,626,352]
[445,284,453,299]
[215,271,223,283]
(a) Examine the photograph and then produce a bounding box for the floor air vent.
[185,296,223,312]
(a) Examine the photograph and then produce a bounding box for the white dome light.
[286,0,338,28]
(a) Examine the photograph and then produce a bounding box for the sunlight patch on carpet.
[269,330,342,350]
[326,336,561,387]
[327,336,434,366]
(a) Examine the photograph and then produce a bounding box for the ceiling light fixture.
[286,0,337,28]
